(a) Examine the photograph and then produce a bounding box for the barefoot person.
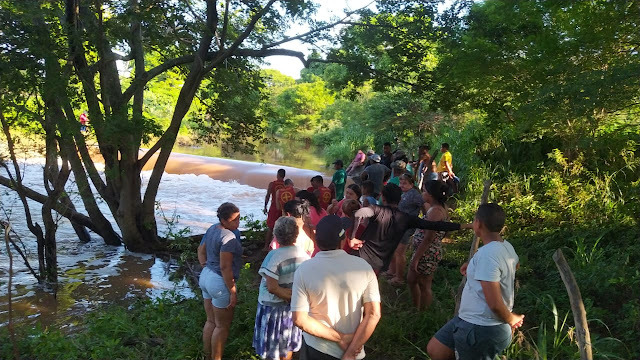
[198,203,243,360]
[254,217,310,360]
[292,215,381,360]
[407,180,449,310]
[427,203,523,360]
[264,169,286,249]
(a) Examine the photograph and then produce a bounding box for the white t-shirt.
[458,240,519,326]
[291,250,380,359]
[258,245,310,306]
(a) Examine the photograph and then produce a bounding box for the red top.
[316,186,333,210]
[269,180,285,209]
[277,186,296,212]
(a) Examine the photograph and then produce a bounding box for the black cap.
[316,215,352,250]
[332,159,344,167]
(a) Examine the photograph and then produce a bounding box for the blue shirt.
[200,224,244,279]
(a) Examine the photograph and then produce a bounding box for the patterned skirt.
[253,302,303,359]
[410,228,445,276]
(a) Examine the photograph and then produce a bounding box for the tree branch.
[0,174,101,234]
[220,0,230,49]
[262,6,366,50]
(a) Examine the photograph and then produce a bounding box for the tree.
[433,0,640,139]
[0,0,368,258]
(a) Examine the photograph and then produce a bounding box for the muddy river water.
[0,143,330,329]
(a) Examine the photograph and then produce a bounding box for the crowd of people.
[197,143,523,360]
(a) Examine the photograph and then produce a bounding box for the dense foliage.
[1,0,639,359]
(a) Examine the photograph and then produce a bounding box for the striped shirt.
[258,245,310,306]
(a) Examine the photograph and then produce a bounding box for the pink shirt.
[309,207,328,228]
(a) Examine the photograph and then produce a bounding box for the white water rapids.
[0,152,327,329]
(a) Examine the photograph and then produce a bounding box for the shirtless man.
[263,169,286,249]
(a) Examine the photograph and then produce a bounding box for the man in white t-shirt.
[291,215,381,360]
[427,203,524,360]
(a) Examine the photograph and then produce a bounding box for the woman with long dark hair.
[198,202,243,360]
[327,183,362,217]
[407,181,449,310]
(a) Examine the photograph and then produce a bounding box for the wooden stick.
[553,249,593,360]
[454,179,491,315]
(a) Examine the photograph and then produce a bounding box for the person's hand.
[411,258,420,273]
[349,238,364,250]
[460,223,473,230]
[338,333,354,351]
[459,262,468,276]
[227,291,237,309]
[509,314,525,330]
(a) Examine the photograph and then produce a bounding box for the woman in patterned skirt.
[407,180,450,311]
[253,216,310,360]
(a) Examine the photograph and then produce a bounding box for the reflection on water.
[0,242,192,330]
[173,138,327,173]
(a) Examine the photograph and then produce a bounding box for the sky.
[262,0,375,79]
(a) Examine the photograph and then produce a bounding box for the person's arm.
[480,281,524,329]
[445,154,454,176]
[293,311,347,342]
[341,301,381,360]
[264,182,272,214]
[408,215,462,232]
[360,170,368,181]
[219,252,237,308]
[275,189,283,211]
[197,243,206,267]
[327,199,340,214]
[383,166,391,183]
[265,275,292,301]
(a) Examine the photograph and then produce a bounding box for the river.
[0,140,329,329]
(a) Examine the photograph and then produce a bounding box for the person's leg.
[392,243,407,283]
[428,317,457,360]
[384,255,397,278]
[211,305,235,360]
[202,299,216,360]
[427,337,455,360]
[453,321,512,360]
[419,274,434,311]
[407,268,421,309]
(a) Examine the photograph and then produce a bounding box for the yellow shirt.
[437,151,452,172]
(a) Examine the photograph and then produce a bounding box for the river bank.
[1,147,328,328]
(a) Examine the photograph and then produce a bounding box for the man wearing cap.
[363,149,376,168]
[329,159,347,201]
[292,215,381,360]
[387,160,406,186]
[360,154,391,197]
